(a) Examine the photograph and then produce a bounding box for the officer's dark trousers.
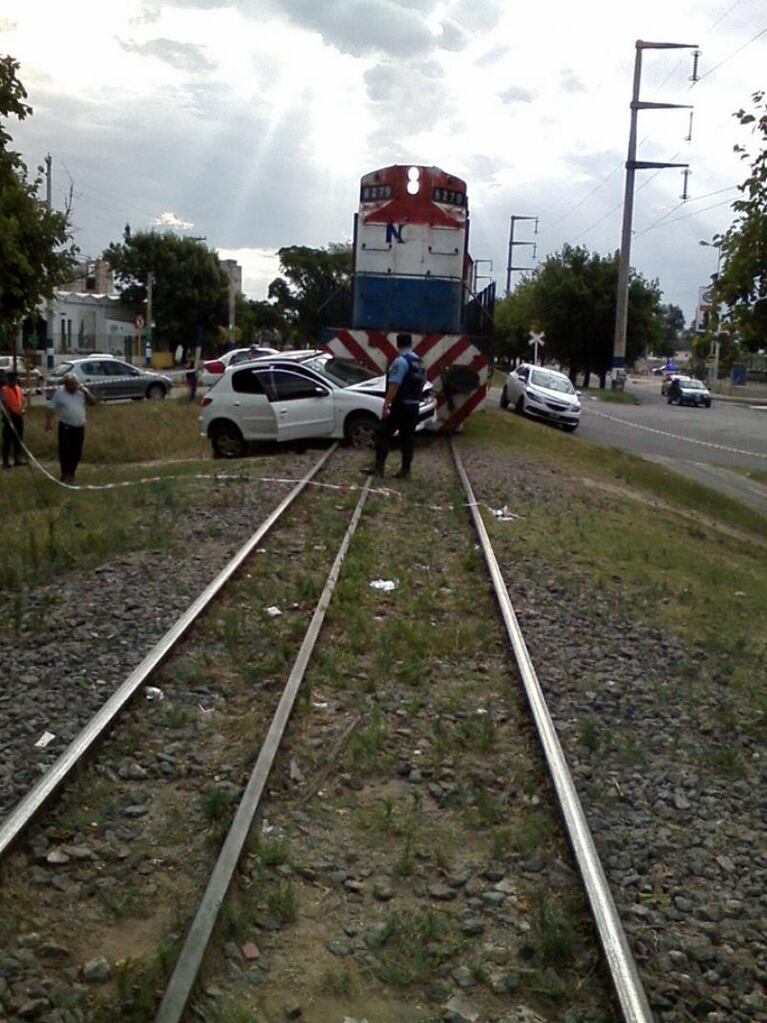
[375,403,419,474]
[58,422,85,482]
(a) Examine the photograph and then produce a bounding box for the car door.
[268,370,335,442]
[78,360,110,398]
[106,360,140,398]
[230,368,277,440]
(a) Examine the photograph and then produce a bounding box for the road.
[576,377,767,517]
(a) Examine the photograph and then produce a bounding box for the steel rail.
[155,477,373,1023]
[0,445,339,858]
[450,439,654,1023]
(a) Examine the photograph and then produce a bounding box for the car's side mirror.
[314,387,329,397]
[576,391,582,399]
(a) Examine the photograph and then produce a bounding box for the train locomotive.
[322,164,495,433]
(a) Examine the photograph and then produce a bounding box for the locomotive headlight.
[407,165,421,195]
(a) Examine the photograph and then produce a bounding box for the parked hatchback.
[47,356,172,401]
[500,364,581,432]
[200,351,437,457]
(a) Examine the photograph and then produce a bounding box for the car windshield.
[530,369,575,394]
[680,379,705,389]
[303,356,378,387]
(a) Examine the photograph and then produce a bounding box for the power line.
[633,189,737,239]
[694,24,767,84]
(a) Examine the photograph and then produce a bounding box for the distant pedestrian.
[185,355,198,400]
[366,333,426,479]
[45,373,96,484]
[1,371,27,469]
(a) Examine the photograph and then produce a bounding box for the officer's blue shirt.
[389,352,420,404]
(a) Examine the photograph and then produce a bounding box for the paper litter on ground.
[369,578,398,592]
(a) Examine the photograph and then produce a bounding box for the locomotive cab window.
[360,184,393,202]
[433,187,466,206]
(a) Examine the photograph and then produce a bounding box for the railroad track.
[0,439,652,1023]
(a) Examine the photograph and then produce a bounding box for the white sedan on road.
[500,364,581,432]
[200,351,437,457]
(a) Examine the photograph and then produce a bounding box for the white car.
[201,346,280,387]
[199,351,437,458]
[500,364,581,432]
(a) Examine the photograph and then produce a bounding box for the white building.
[50,291,138,358]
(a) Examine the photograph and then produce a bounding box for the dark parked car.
[667,377,712,407]
[46,356,172,401]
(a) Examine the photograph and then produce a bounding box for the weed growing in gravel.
[161,703,193,730]
[490,827,513,859]
[348,712,389,772]
[202,786,237,839]
[578,717,601,754]
[532,891,578,967]
[320,966,355,995]
[220,894,261,942]
[255,837,290,867]
[266,881,298,923]
[98,936,178,1023]
[372,909,459,987]
[512,810,556,857]
[456,714,496,752]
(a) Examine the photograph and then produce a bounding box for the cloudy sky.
[2,0,765,321]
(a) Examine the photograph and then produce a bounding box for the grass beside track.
[465,407,767,739]
[0,401,213,594]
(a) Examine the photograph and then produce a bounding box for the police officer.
[368,333,426,479]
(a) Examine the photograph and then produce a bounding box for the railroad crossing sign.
[529,330,545,365]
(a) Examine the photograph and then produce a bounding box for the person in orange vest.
[1,371,27,469]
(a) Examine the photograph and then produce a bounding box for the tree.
[503,245,662,385]
[104,228,229,353]
[268,243,352,343]
[714,90,767,351]
[0,57,76,346]
[657,303,685,357]
[493,284,539,364]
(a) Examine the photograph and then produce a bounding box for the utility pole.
[145,272,155,367]
[473,259,493,293]
[612,40,698,388]
[45,154,54,382]
[505,215,538,296]
[227,271,236,347]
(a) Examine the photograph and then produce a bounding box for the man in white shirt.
[45,374,96,484]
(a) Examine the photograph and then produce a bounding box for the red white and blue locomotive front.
[325,164,491,433]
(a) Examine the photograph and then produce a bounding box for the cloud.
[560,68,586,93]
[475,45,507,66]
[118,37,216,73]
[364,61,455,142]
[451,0,502,32]
[437,19,467,52]
[153,211,194,230]
[499,85,537,105]
[267,0,437,57]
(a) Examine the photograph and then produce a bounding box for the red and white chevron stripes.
[324,329,489,434]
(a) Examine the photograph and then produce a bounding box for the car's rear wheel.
[345,412,378,449]
[499,386,509,409]
[211,422,245,459]
[146,383,165,400]
[514,395,525,415]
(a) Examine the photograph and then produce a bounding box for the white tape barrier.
[588,407,767,461]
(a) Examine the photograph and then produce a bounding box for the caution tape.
[0,403,522,520]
